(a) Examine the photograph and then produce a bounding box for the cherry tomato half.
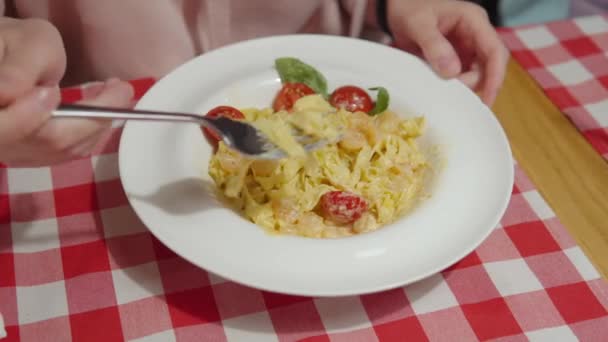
[329,85,373,113]
[202,106,245,149]
[272,82,315,112]
[319,191,368,224]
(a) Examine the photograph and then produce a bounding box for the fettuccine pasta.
[208,94,429,238]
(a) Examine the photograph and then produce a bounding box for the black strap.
[375,0,500,36]
[376,0,393,36]
[468,0,501,26]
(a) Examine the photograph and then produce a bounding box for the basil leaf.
[275,57,328,97]
[368,87,390,115]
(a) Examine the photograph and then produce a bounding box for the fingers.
[32,79,134,159]
[1,78,133,167]
[0,19,66,105]
[69,79,134,156]
[80,81,106,99]
[389,1,508,106]
[458,69,481,89]
[402,14,461,78]
[478,42,509,105]
[79,78,134,107]
[0,87,60,145]
[71,125,112,157]
[457,3,508,105]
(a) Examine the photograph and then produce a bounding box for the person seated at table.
[0,0,508,167]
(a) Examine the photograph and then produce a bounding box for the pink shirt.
[2,0,374,85]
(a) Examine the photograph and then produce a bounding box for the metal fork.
[52,104,328,159]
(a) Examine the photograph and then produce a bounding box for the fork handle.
[53,104,208,125]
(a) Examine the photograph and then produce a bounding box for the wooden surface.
[492,58,608,279]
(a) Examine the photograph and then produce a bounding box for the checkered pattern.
[498,14,608,160]
[3,23,608,341]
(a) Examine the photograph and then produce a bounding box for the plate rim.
[118,34,514,297]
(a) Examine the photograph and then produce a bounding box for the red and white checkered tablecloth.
[2,22,608,342]
[498,14,608,160]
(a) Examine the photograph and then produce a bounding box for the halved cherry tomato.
[329,85,373,113]
[272,82,315,112]
[319,191,368,224]
[202,106,245,149]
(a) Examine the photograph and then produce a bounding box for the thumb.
[0,20,66,106]
[402,15,461,78]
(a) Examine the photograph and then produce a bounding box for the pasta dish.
[203,58,429,238]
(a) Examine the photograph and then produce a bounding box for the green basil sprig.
[275,57,328,98]
[368,87,390,115]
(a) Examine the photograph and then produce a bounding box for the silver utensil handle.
[52,104,207,124]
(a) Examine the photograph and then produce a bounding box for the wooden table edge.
[492,57,608,280]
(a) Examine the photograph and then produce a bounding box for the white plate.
[119,35,513,297]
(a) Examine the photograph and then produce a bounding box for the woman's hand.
[0,18,133,167]
[387,0,509,105]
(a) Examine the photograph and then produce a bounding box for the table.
[493,59,608,280]
[1,15,608,342]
